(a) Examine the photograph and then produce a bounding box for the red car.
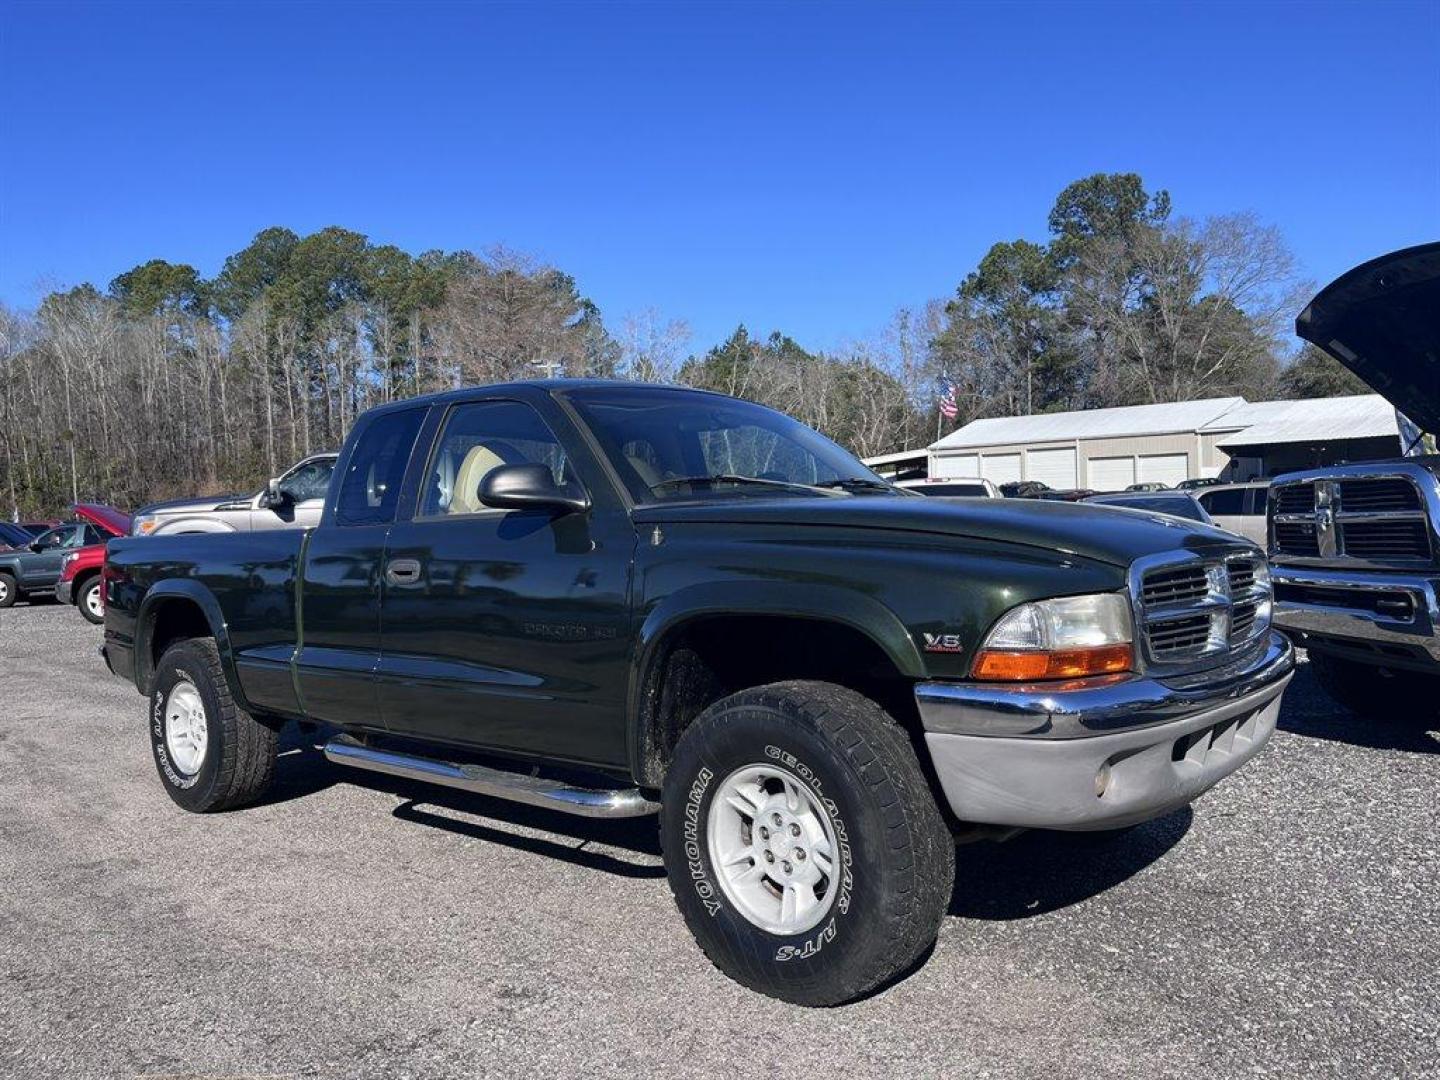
[56,505,132,624]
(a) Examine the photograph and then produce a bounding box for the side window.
[82,525,103,545]
[421,401,569,517]
[1200,489,1244,516]
[334,409,426,526]
[1249,487,1269,515]
[279,458,335,503]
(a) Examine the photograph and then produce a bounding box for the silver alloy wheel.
[164,681,209,776]
[84,581,103,619]
[706,762,841,935]
[0,578,8,604]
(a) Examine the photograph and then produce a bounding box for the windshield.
[564,387,892,502]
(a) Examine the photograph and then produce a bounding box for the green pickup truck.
[102,381,1294,1005]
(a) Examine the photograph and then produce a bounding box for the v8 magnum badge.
[921,631,964,654]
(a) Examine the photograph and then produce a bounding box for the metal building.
[924,395,1400,489]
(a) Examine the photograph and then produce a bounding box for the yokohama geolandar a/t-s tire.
[1310,652,1440,720]
[146,638,277,812]
[661,681,954,1006]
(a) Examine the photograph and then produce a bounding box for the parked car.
[1268,242,1440,719]
[1083,491,1214,525]
[1178,477,1224,491]
[0,505,129,608]
[1194,482,1269,545]
[130,452,338,535]
[57,507,133,624]
[0,522,35,549]
[895,477,1000,498]
[102,380,1293,1006]
[999,480,1052,498]
[1125,482,1171,493]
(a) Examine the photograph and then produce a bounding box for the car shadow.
[1278,660,1440,754]
[252,724,665,878]
[948,806,1193,921]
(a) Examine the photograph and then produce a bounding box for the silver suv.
[131,453,337,536]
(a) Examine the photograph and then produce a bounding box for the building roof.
[861,448,930,468]
[930,397,1245,451]
[1211,395,1398,448]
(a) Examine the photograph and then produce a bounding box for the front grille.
[1338,478,1422,513]
[1274,483,1315,515]
[1141,565,1209,607]
[1340,519,1430,559]
[1134,552,1272,671]
[1274,521,1320,556]
[1271,474,1434,563]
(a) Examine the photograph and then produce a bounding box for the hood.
[632,495,1247,569]
[134,492,252,517]
[73,502,132,537]
[1296,242,1440,436]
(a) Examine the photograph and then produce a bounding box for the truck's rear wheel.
[76,575,104,624]
[0,572,15,608]
[661,681,954,1006]
[146,638,277,812]
[1310,651,1440,720]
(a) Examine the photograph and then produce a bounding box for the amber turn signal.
[971,644,1134,682]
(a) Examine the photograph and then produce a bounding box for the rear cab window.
[334,408,427,526]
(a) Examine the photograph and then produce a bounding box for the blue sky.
[2,1,1437,351]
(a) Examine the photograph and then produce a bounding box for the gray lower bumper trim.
[915,631,1294,830]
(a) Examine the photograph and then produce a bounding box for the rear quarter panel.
[104,530,307,714]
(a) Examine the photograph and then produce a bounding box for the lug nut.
[759,826,769,839]
[789,823,801,837]
[764,850,775,863]
[782,860,792,874]
[794,848,806,861]
[772,813,783,827]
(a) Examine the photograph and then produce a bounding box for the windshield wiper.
[649,474,842,497]
[814,477,899,494]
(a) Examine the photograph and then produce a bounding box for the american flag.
[938,380,958,419]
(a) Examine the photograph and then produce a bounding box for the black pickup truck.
[1270,242,1440,717]
[102,381,1294,1005]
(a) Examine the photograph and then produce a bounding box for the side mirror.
[477,463,590,515]
[258,478,287,509]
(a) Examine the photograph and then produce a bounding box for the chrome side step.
[322,734,660,819]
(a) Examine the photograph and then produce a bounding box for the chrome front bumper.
[1272,567,1440,664]
[914,633,1294,831]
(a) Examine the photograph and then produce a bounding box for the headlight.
[133,515,158,536]
[972,593,1134,681]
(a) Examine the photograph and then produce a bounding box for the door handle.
[385,558,422,586]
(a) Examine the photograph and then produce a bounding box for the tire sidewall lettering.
[151,663,204,791]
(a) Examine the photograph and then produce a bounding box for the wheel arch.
[627,582,925,787]
[135,581,250,710]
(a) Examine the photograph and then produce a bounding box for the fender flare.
[134,579,252,712]
[626,580,924,784]
[152,518,237,535]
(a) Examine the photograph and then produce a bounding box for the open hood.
[1295,242,1440,437]
[73,502,132,537]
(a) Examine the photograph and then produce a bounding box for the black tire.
[146,637,277,812]
[661,680,954,1007]
[1310,652,1440,720]
[75,574,104,624]
[0,571,16,608]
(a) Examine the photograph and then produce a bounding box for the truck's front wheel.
[76,575,104,624]
[661,681,954,1006]
[1310,651,1440,720]
[146,638,277,812]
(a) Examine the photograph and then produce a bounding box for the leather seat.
[449,445,507,514]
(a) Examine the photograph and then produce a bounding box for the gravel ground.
[2,600,1437,1079]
